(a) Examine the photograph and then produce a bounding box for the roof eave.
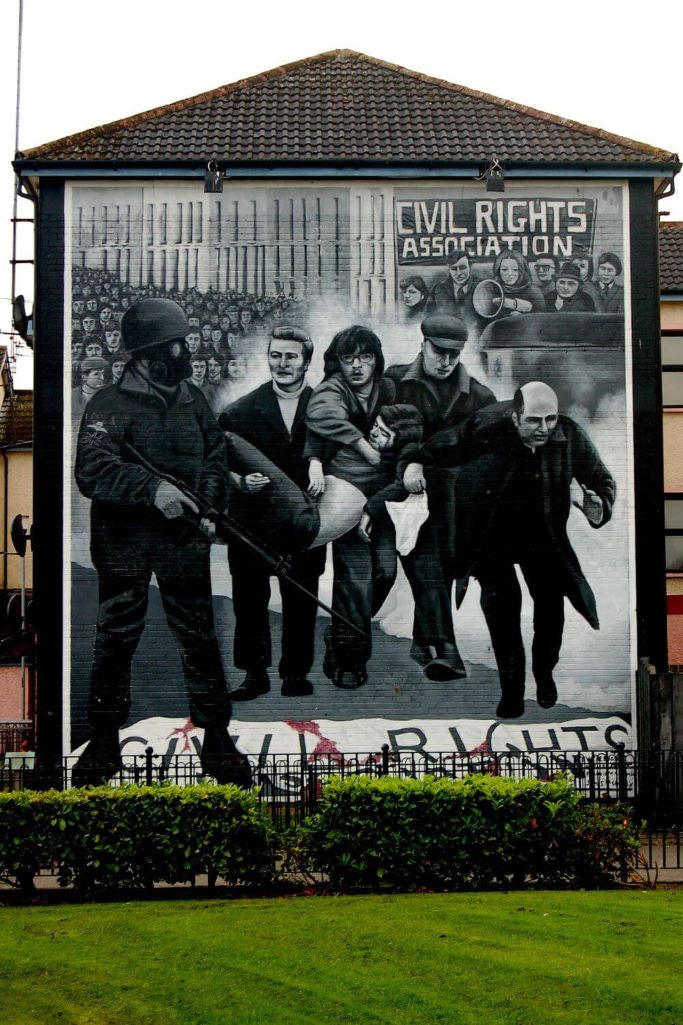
[14,157,682,180]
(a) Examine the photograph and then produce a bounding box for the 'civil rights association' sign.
[395,197,596,265]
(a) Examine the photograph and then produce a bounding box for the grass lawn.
[1,890,681,1025]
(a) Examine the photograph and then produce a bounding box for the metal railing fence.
[3,745,683,816]
[2,746,683,870]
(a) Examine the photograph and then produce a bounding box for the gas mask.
[145,338,191,387]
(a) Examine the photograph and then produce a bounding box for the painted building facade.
[14,51,679,772]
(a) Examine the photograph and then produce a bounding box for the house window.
[665,494,683,572]
[662,333,683,407]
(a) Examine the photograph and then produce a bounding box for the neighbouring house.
[0,347,33,752]
[660,221,683,666]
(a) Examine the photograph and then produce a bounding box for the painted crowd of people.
[399,248,624,339]
[70,266,311,417]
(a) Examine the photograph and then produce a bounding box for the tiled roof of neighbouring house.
[18,50,678,168]
[660,222,683,293]
[0,391,33,448]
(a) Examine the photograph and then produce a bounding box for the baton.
[123,441,364,638]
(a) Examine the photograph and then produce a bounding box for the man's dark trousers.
[330,519,396,669]
[474,556,565,698]
[400,467,459,646]
[228,540,325,677]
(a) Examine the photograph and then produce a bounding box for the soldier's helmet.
[121,299,189,355]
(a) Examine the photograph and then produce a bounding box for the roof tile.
[0,391,33,448]
[660,222,683,294]
[20,50,678,167]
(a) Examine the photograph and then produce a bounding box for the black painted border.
[33,180,65,768]
[31,176,668,763]
[629,180,668,671]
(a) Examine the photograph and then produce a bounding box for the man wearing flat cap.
[596,252,624,315]
[73,298,250,787]
[72,356,109,420]
[544,262,596,313]
[386,314,495,681]
[218,325,326,701]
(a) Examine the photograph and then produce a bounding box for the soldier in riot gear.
[73,298,250,787]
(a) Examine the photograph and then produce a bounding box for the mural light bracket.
[204,161,229,194]
[476,156,505,193]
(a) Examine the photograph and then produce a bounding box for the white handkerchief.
[385,492,430,556]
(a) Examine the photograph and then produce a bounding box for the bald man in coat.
[416,382,616,718]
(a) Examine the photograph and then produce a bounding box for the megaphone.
[472,279,505,319]
[473,280,534,319]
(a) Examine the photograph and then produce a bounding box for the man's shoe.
[201,724,252,788]
[281,677,314,697]
[535,673,558,709]
[230,669,270,702]
[71,728,123,787]
[332,665,367,690]
[496,695,525,719]
[410,642,434,667]
[424,641,467,682]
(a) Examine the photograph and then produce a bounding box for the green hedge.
[0,784,276,894]
[0,776,640,896]
[297,775,640,890]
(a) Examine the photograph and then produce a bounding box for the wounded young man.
[222,403,424,688]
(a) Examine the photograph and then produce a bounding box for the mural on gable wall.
[64,180,633,780]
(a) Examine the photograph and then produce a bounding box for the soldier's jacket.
[75,367,230,575]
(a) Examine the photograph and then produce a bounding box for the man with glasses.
[387,314,495,682]
[532,256,558,294]
[305,325,396,687]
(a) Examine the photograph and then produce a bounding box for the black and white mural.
[64,181,634,775]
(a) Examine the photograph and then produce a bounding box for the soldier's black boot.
[71,724,123,787]
[200,724,252,788]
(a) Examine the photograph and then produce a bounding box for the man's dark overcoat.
[419,401,617,628]
[382,356,495,649]
[220,381,313,490]
[218,381,325,676]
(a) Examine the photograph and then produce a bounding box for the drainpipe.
[1,447,7,593]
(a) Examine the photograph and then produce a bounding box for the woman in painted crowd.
[492,249,545,317]
[399,276,430,320]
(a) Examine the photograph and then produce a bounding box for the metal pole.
[11,0,24,306]
[20,552,25,720]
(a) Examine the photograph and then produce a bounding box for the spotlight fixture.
[204,160,227,194]
[476,156,505,193]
